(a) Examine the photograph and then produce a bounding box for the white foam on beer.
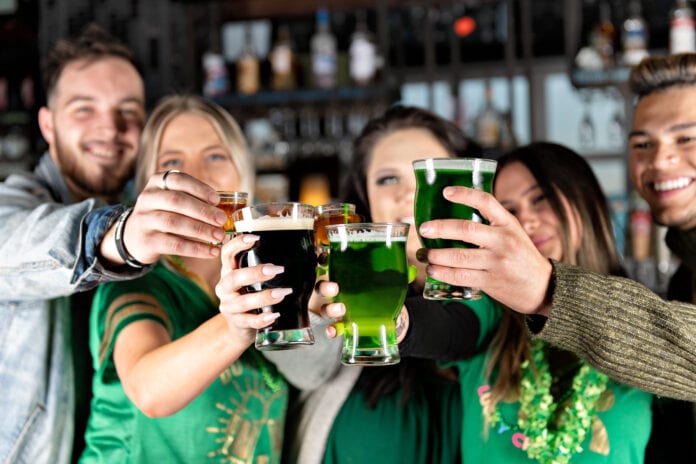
[235,216,313,232]
[328,229,407,243]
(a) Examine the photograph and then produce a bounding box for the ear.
[38,106,55,146]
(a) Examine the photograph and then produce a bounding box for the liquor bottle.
[670,0,696,54]
[621,0,649,66]
[590,1,616,69]
[237,25,260,95]
[349,10,378,86]
[311,8,337,89]
[269,24,297,91]
[474,82,502,154]
[201,50,229,98]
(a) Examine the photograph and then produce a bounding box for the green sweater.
[535,260,696,401]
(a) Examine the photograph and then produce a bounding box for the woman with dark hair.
[268,105,483,464]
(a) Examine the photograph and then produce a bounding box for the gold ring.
[162,169,181,191]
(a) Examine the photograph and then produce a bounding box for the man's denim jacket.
[0,153,146,464]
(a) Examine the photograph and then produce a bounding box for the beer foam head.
[235,216,314,232]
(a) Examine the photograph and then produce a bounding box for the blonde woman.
[80,95,288,463]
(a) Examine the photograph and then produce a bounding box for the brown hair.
[629,53,696,99]
[485,142,622,409]
[43,23,140,103]
[135,95,254,198]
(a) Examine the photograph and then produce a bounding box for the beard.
[53,131,135,201]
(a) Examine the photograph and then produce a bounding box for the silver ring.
[162,169,180,191]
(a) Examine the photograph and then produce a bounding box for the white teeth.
[653,177,691,192]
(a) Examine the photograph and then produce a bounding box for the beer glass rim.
[217,190,248,199]
[412,157,497,172]
[232,201,316,225]
[325,222,409,236]
[316,203,356,214]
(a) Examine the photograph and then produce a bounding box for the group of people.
[1,22,695,464]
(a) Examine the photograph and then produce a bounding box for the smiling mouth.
[652,177,692,193]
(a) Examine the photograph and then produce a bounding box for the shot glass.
[217,191,248,235]
[327,222,409,366]
[413,158,497,300]
[233,202,317,350]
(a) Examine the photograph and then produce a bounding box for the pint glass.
[413,158,497,300]
[327,222,409,365]
[233,202,317,350]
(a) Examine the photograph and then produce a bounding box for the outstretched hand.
[418,186,553,316]
[102,170,229,266]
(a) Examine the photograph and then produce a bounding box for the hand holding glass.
[233,202,317,350]
[413,158,497,300]
[327,222,409,365]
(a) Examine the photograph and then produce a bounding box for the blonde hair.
[629,53,696,99]
[134,95,254,198]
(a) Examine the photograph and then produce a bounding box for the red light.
[454,16,476,37]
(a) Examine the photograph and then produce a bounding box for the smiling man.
[0,24,228,464]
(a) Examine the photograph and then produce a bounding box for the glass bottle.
[237,25,260,95]
[269,24,297,91]
[474,82,502,153]
[622,0,649,66]
[311,8,337,89]
[670,0,696,54]
[349,10,378,86]
[590,1,616,69]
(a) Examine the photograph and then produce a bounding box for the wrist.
[114,206,146,269]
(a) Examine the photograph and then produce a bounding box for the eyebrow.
[64,95,144,107]
[629,122,696,138]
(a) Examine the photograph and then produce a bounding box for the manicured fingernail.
[416,248,429,263]
[263,312,281,322]
[419,223,432,235]
[209,191,221,205]
[443,186,455,197]
[271,288,293,298]
[242,234,260,243]
[326,282,338,294]
[263,265,284,276]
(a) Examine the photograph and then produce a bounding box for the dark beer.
[236,218,317,330]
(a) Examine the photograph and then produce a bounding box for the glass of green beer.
[413,157,497,300]
[326,222,409,366]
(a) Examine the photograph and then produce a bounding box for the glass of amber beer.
[413,158,497,300]
[217,191,248,235]
[314,203,362,254]
[326,222,409,365]
[233,202,317,350]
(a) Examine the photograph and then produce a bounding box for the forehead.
[160,112,223,147]
[633,86,696,130]
[369,128,450,169]
[495,161,536,194]
[52,56,144,107]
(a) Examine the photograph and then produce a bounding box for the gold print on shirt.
[587,388,614,455]
[206,358,285,463]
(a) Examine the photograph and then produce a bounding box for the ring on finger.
[162,169,181,191]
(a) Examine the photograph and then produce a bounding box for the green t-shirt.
[80,261,288,463]
[323,371,462,464]
[457,297,653,463]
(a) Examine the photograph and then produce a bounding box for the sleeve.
[533,260,696,401]
[0,176,148,301]
[399,293,502,362]
[262,312,343,391]
[90,275,174,383]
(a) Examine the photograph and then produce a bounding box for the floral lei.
[487,339,609,464]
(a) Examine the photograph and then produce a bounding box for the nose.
[516,206,539,235]
[651,140,680,168]
[93,109,125,138]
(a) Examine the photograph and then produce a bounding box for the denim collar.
[34,152,75,205]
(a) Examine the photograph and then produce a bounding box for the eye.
[531,193,547,205]
[73,106,93,117]
[676,135,696,145]
[630,140,652,150]
[376,175,398,186]
[208,153,229,162]
[159,158,181,169]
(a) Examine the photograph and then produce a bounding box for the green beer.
[413,158,497,300]
[327,223,409,365]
